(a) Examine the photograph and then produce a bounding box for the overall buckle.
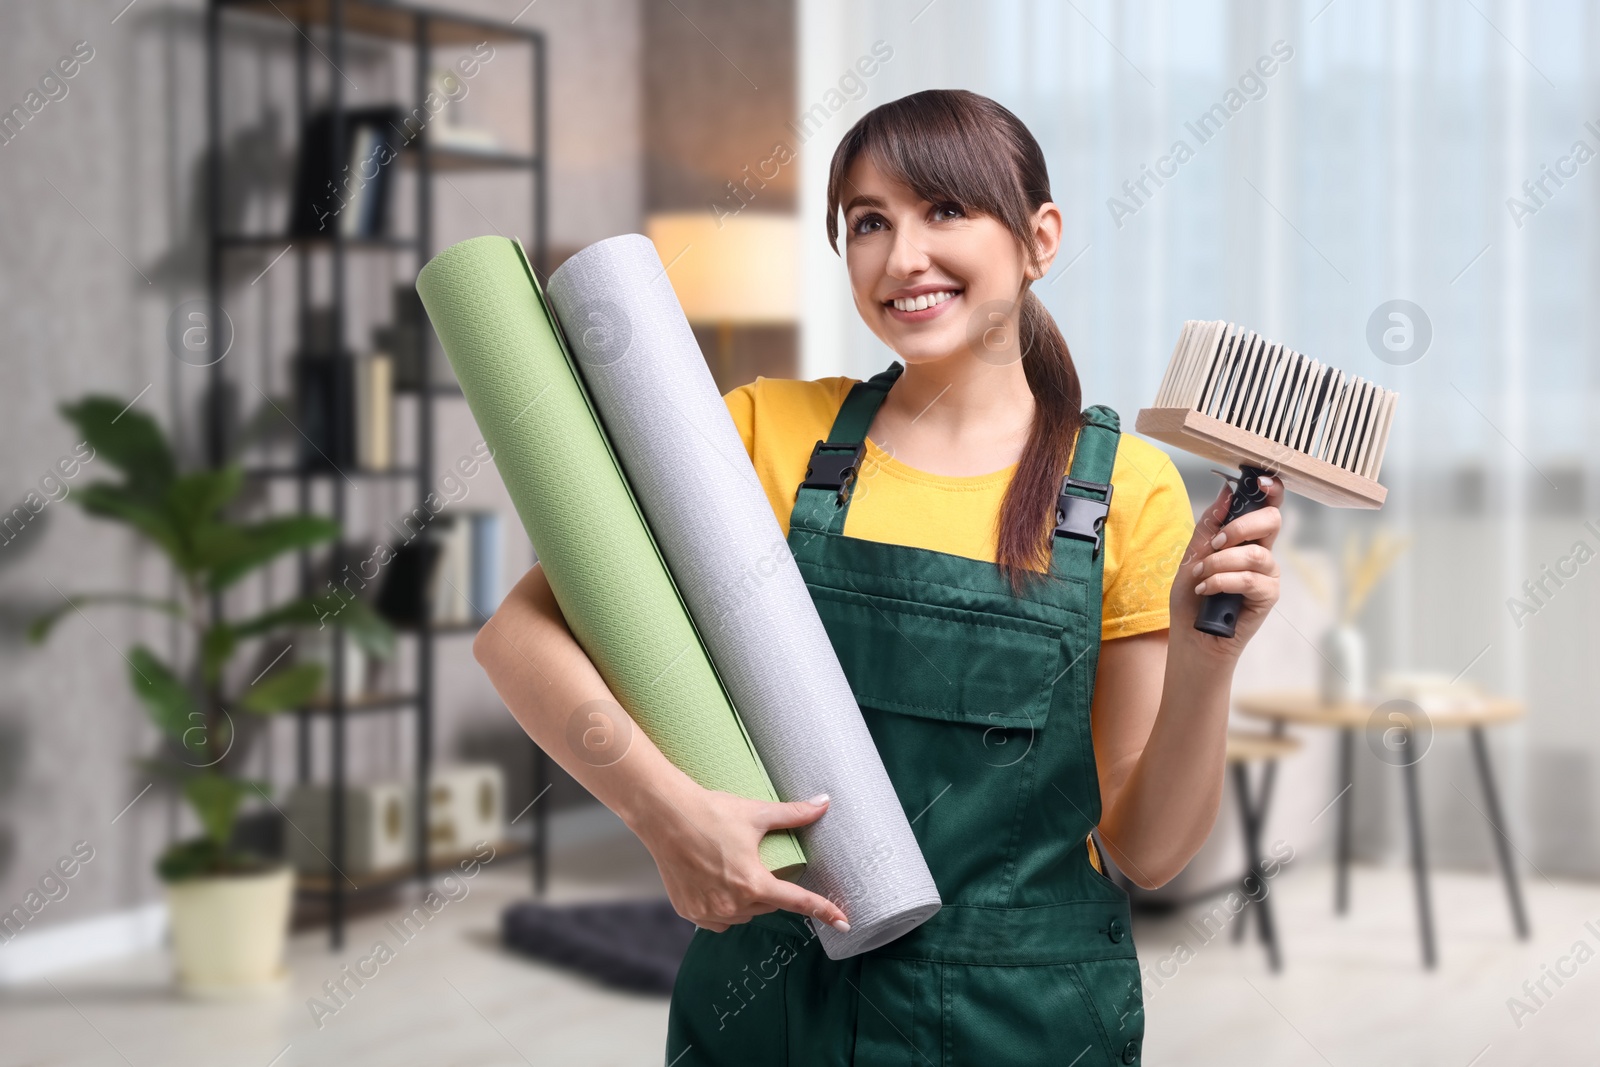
[798,440,867,505]
[1054,476,1112,558]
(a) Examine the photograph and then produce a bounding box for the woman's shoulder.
[1106,432,1192,533]
[1110,432,1181,488]
[724,374,856,415]
[722,374,858,449]
[1107,432,1193,537]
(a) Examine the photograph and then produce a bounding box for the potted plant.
[29,395,394,997]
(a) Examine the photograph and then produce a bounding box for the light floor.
[2,831,1596,1066]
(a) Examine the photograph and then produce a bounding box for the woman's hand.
[1169,475,1285,653]
[629,782,850,934]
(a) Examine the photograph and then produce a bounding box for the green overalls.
[666,363,1145,1066]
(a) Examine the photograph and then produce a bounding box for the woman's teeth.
[890,289,959,312]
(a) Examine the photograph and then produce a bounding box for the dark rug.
[501,896,698,995]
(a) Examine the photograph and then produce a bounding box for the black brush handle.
[1194,465,1272,639]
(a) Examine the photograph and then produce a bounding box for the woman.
[475,89,1282,1066]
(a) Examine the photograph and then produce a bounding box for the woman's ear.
[1029,200,1064,280]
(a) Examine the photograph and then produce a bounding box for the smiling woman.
[654,88,1285,1067]
[468,86,1284,1067]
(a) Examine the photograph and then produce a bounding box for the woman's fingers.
[756,876,851,931]
[683,877,849,932]
[752,794,831,831]
[659,792,848,932]
[1192,567,1278,603]
[1191,543,1279,589]
[1204,476,1285,553]
[1167,473,1285,642]
[1184,481,1234,564]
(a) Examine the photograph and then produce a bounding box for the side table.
[1234,690,1530,968]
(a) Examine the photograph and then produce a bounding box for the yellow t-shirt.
[723,375,1195,641]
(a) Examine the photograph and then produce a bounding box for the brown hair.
[825,89,1084,588]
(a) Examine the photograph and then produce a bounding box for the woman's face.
[840,154,1052,367]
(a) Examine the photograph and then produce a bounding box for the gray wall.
[0,0,642,934]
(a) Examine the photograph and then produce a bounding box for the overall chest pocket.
[807,584,1063,730]
[797,547,1091,903]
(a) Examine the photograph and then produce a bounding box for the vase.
[165,864,294,999]
[1319,624,1368,705]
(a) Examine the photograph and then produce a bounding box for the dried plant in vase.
[1288,529,1409,704]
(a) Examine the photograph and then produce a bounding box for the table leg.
[1400,729,1436,969]
[1336,727,1354,915]
[1470,726,1530,939]
[1232,763,1251,946]
[533,742,549,896]
[1232,762,1282,971]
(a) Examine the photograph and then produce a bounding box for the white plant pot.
[164,864,294,999]
[1319,624,1368,706]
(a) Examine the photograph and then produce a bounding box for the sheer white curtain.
[799,0,1600,878]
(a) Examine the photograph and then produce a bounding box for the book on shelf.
[388,511,504,627]
[428,513,473,625]
[340,124,381,238]
[354,351,394,471]
[469,511,503,620]
[292,351,356,471]
[375,540,442,629]
[374,283,459,393]
[289,106,404,238]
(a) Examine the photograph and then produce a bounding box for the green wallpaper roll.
[416,236,804,875]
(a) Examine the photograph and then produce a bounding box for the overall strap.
[1050,404,1121,569]
[790,362,903,536]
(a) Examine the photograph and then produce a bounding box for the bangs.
[826,89,1047,255]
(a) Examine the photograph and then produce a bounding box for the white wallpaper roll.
[547,234,940,959]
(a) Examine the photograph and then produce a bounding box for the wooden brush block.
[1136,405,1387,509]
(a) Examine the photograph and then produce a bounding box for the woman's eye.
[933,202,965,221]
[851,213,886,235]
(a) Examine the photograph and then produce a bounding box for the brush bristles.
[1153,320,1398,482]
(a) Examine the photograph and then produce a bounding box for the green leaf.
[128,644,198,743]
[324,597,397,660]
[240,662,324,714]
[156,836,276,881]
[182,775,257,849]
[235,593,396,660]
[199,625,236,688]
[27,594,185,644]
[76,483,185,564]
[196,515,341,591]
[157,838,229,881]
[233,595,333,635]
[166,465,244,531]
[58,396,175,504]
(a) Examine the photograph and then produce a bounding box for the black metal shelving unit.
[204,0,550,949]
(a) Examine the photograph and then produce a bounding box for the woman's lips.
[883,290,961,323]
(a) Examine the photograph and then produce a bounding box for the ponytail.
[997,290,1083,587]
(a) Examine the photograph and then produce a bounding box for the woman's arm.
[1090,477,1285,888]
[473,563,850,932]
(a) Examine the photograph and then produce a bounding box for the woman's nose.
[884,225,931,278]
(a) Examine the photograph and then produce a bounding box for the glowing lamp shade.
[644,213,799,325]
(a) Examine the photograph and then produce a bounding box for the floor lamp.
[644,212,798,390]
